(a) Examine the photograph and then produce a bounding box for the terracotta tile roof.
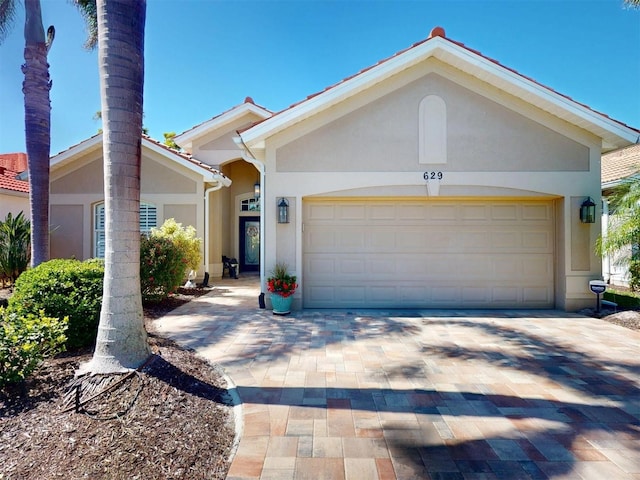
[0,153,29,193]
[242,27,639,139]
[602,143,640,186]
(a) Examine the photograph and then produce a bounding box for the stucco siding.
[275,73,589,173]
[51,157,103,194]
[52,155,198,195]
[50,204,84,259]
[0,192,29,220]
[140,155,198,193]
[164,204,197,230]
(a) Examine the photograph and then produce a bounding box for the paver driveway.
[154,277,640,480]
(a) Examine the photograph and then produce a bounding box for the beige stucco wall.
[52,155,197,195]
[0,191,29,220]
[274,69,590,173]
[50,147,206,276]
[50,204,84,259]
[254,60,602,311]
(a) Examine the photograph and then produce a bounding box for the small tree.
[0,211,31,284]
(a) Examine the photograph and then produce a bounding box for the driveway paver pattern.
[155,277,640,480]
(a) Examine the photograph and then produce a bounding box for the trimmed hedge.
[8,259,104,348]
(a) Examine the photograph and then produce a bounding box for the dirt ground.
[0,287,235,480]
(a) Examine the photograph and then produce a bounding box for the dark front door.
[239,216,260,272]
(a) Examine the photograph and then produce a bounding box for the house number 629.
[423,171,443,180]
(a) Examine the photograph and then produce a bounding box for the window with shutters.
[94,202,158,258]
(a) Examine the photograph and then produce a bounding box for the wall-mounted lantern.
[580,197,596,224]
[254,181,261,200]
[277,198,290,224]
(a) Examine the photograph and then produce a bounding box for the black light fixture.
[254,180,260,200]
[580,197,596,224]
[277,198,289,223]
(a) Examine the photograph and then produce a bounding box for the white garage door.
[303,199,554,309]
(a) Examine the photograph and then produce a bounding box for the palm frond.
[71,0,97,49]
[0,0,18,44]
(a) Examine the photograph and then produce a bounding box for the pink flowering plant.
[267,263,298,298]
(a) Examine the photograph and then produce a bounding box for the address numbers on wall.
[423,171,443,180]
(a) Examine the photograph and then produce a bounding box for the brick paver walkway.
[155,276,640,480]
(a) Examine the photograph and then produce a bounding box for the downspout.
[235,133,266,301]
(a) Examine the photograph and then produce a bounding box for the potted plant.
[267,263,297,315]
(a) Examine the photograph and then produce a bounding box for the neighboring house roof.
[0,153,28,172]
[175,97,272,150]
[50,133,231,186]
[239,26,639,151]
[0,153,29,194]
[602,143,640,188]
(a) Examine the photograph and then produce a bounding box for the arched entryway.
[219,159,261,276]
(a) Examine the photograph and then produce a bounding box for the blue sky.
[0,0,639,155]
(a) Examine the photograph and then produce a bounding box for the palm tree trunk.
[84,0,149,374]
[23,0,50,267]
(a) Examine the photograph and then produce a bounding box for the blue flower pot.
[271,293,293,315]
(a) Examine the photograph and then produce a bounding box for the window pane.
[94,202,157,258]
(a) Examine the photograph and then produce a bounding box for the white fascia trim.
[50,135,103,170]
[174,103,272,147]
[241,36,637,148]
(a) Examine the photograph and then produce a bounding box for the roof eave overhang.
[240,36,639,151]
[50,135,103,170]
[0,187,29,196]
[174,103,272,149]
[602,172,640,191]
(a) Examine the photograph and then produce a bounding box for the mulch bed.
[0,287,235,480]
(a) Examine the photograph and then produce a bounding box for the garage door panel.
[305,226,551,254]
[523,231,551,249]
[491,204,518,220]
[307,253,553,282]
[522,203,552,220]
[303,199,554,308]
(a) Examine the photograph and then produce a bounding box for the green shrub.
[8,259,104,348]
[0,308,68,388]
[0,211,31,284]
[140,235,185,302]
